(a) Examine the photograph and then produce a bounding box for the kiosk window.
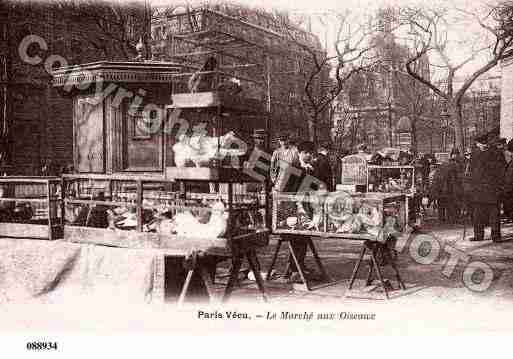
[122,107,162,171]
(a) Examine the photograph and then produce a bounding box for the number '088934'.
[26,342,58,350]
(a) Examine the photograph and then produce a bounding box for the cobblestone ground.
[218,218,513,305]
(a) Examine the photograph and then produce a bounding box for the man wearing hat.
[430,147,462,223]
[470,133,505,241]
[315,142,334,191]
[270,133,300,192]
[287,140,328,284]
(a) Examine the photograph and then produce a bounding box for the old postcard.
[0,0,512,355]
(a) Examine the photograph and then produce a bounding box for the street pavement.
[223,218,513,305]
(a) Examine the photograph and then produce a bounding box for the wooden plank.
[166,167,260,182]
[63,225,268,254]
[0,198,54,203]
[171,92,220,108]
[63,226,161,249]
[62,173,166,182]
[0,177,61,183]
[272,228,373,240]
[0,223,51,239]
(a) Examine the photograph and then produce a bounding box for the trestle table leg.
[222,255,243,303]
[266,239,282,280]
[246,250,268,302]
[370,248,389,300]
[348,246,366,290]
[307,238,330,281]
[287,241,309,291]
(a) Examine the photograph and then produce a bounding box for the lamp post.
[440,108,450,152]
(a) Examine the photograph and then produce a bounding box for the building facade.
[0,0,148,175]
[151,2,330,146]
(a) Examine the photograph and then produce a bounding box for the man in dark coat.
[314,143,334,191]
[429,151,461,224]
[470,134,505,241]
[286,141,327,284]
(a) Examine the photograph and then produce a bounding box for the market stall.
[49,60,272,304]
[270,190,407,292]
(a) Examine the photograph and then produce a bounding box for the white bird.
[172,131,244,168]
[172,134,195,168]
[174,200,228,239]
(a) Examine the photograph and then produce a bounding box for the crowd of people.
[267,131,513,283]
[428,134,513,242]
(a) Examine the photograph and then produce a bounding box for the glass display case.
[272,191,406,241]
[366,165,416,194]
[62,174,269,252]
[0,177,62,240]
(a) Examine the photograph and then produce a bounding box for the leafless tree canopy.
[398,3,513,150]
[56,0,151,60]
[282,10,382,143]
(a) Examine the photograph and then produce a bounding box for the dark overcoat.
[470,146,505,204]
[314,153,333,191]
[430,160,461,200]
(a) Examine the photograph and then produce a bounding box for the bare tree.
[57,0,151,60]
[282,11,381,144]
[400,4,513,151]
[393,60,431,152]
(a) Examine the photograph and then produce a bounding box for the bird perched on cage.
[188,57,218,93]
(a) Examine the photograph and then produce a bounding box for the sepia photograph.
[1,0,513,353]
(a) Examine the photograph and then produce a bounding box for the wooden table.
[270,192,408,292]
[64,226,270,305]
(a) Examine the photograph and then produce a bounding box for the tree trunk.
[307,117,316,144]
[411,113,418,154]
[449,100,465,152]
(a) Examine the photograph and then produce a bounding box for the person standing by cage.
[270,134,299,192]
[287,141,328,284]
